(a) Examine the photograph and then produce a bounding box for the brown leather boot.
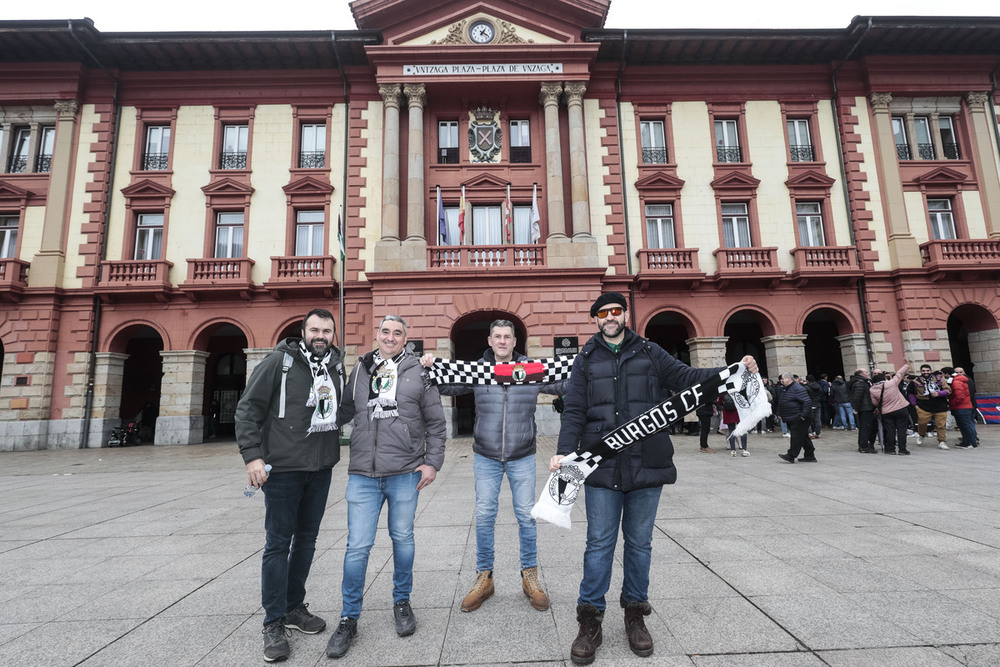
[570,604,603,665]
[521,567,549,611]
[460,570,494,612]
[623,600,653,657]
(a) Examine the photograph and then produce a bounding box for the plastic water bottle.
[243,464,272,498]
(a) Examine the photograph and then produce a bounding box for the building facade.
[1,1,999,450]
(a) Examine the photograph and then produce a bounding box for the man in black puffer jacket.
[849,368,877,453]
[777,373,815,463]
[550,292,759,664]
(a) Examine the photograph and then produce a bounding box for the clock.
[469,20,495,44]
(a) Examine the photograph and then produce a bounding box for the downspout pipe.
[829,17,875,371]
[332,31,350,345]
[989,63,1000,203]
[614,31,637,331]
[69,19,122,449]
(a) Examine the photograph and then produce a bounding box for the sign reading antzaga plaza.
[403,63,563,76]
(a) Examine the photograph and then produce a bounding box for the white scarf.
[368,351,404,419]
[299,342,337,434]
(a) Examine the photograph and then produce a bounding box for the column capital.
[539,82,563,107]
[379,84,402,108]
[965,91,990,110]
[54,100,79,118]
[562,82,587,105]
[869,92,893,110]
[403,83,427,108]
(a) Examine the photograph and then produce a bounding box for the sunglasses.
[596,307,623,318]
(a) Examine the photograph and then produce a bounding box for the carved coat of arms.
[468,107,501,163]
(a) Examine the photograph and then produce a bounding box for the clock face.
[469,21,495,44]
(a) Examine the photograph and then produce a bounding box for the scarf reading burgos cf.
[531,361,770,530]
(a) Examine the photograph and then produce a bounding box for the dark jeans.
[881,408,909,452]
[810,407,822,436]
[698,414,712,448]
[953,408,978,446]
[856,411,876,449]
[261,468,332,625]
[786,418,814,459]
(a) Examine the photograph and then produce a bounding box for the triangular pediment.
[0,181,31,204]
[282,176,335,196]
[913,166,968,186]
[710,171,761,190]
[201,178,255,196]
[461,172,510,189]
[635,171,686,191]
[121,179,176,198]
[784,170,836,189]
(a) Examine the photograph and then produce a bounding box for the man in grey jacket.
[421,319,567,614]
[326,315,446,660]
[236,308,345,663]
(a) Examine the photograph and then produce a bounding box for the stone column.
[836,333,870,375]
[968,327,1000,393]
[965,92,1000,237]
[88,352,129,449]
[761,334,808,378]
[379,84,402,242]
[403,83,426,241]
[244,347,273,381]
[686,337,728,369]
[867,92,922,268]
[563,82,592,238]
[157,350,210,445]
[929,112,945,161]
[539,82,567,239]
[28,100,79,288]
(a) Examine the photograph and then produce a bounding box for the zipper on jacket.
[500,385,508,461]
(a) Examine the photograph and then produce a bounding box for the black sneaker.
[898,449,910,455]
[798,457,819,462]
[778,453,795,463]
[326,617,358,659]
[394,599,417,637]
[284,603,326,634]
[262,620,290,663]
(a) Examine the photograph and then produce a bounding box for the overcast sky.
[6,0,998,32]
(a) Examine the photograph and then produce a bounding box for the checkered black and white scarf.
[532,362,770,529]
[424,355,576,386]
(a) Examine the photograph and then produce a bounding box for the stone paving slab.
[0,426,997,665]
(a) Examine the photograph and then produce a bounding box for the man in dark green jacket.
[236,308,345,663]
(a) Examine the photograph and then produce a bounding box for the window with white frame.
[134,213,164,260]
[220,124,249,169]
[891,117,909,160]
[787,119,814,162]
[714,119,741,163]
[795,202,825,246]
[214,212,245,257]
[294,210,325,255]
[913,116,934,159]
[299,123,326,168]
[36,126,55,173]
[928,199,957,240]
[438,121,459,164]
[938,116,959,159]
[721,203,751,247]
[509,120,531,163]
[645,204,676,248]
[8,127,30,173]
[143,125,171,170]
[439,207,460,245]
[0,215,19,259]
[640,120,668,164]
[470,205,532,245]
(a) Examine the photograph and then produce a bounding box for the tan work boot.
[521,566,550,611]
[460,570,494,612]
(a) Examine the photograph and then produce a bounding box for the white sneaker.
[741,449,750,457]
[938,442,949,450]
[915,436,923,446]
[783,433,790,438]
[731,449,738,457]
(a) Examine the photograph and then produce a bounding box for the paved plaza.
[2,426,999,666]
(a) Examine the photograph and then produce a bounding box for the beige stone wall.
[761,334,808,377]
[0,351,55,421]
[60,352,92,420]
[969,327,1000,393]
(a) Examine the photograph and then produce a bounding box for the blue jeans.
[261,469,332,625]
[341,471,420,619]
[953,408,978,446]
[473,453,537,571]
[835,403,855,429]
[579,485,662,610]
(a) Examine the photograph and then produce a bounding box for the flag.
[437,185,448,245]
[337,208,345,263]
[458,186,466,245]
[530,183,541,243]
[504,183,512,243]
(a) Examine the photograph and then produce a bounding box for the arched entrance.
[449,311,526,436]
[117,326,165,443]
[644,311,692,365]
[200,324,249,439]
[947,304,1000,392]
[724,311,769,377]
[803,308,849,379]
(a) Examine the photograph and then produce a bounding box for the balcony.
[920,238,1000,282]
[182,257,255,300]
[789,246,863,287]
[712,246,784,288]
[298,151,326,169]
[263,255,337,299]
[635,248,704,287]
[96,259,173,303]
[641,148,669,164]
[789,144,815,162]
[428,245,544,270]
[0,258,29,302]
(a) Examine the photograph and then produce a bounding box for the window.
[0,215,18,258]
[143,125,171,171]
[509,120,531,163]
[512,205,533,244]
[795,202,825,246]
[714,120,741,163]
[36,126,55,173]
[640,120,668,164]
[439,207,460,245]
[469,205,533,244]
[438,121,459,164]
[893,114,960,161]
[938,116,960,159]
[215,212,245,257]
[787,119,814,162]
[299,123,326,168]
[134,213,164,260]
[645,204,675,248]
[294,210,325,255]
[928,199,957,240]
[8,127,30,173]
[721,203,751,247]
[220,124,249,169]
[913,116,934,159]
[892,117,910,160]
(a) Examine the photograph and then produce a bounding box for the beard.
[306,337,330,357]
[599,319,624,339]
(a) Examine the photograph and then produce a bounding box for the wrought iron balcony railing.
[641,148,669,164]
[438,147,459,165]
[716,146,742,163]
[298,151,326,169]
[942,143,960,160]
[35,154,52,173]
[219,152,248,170]
[917,143,936,160]
[896,144,912,160]
[509,146,531,163]
[142,152,170,170]
[789,144,815,162]
[7,156,28,173]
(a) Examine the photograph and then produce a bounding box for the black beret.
[590,292,629,318]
